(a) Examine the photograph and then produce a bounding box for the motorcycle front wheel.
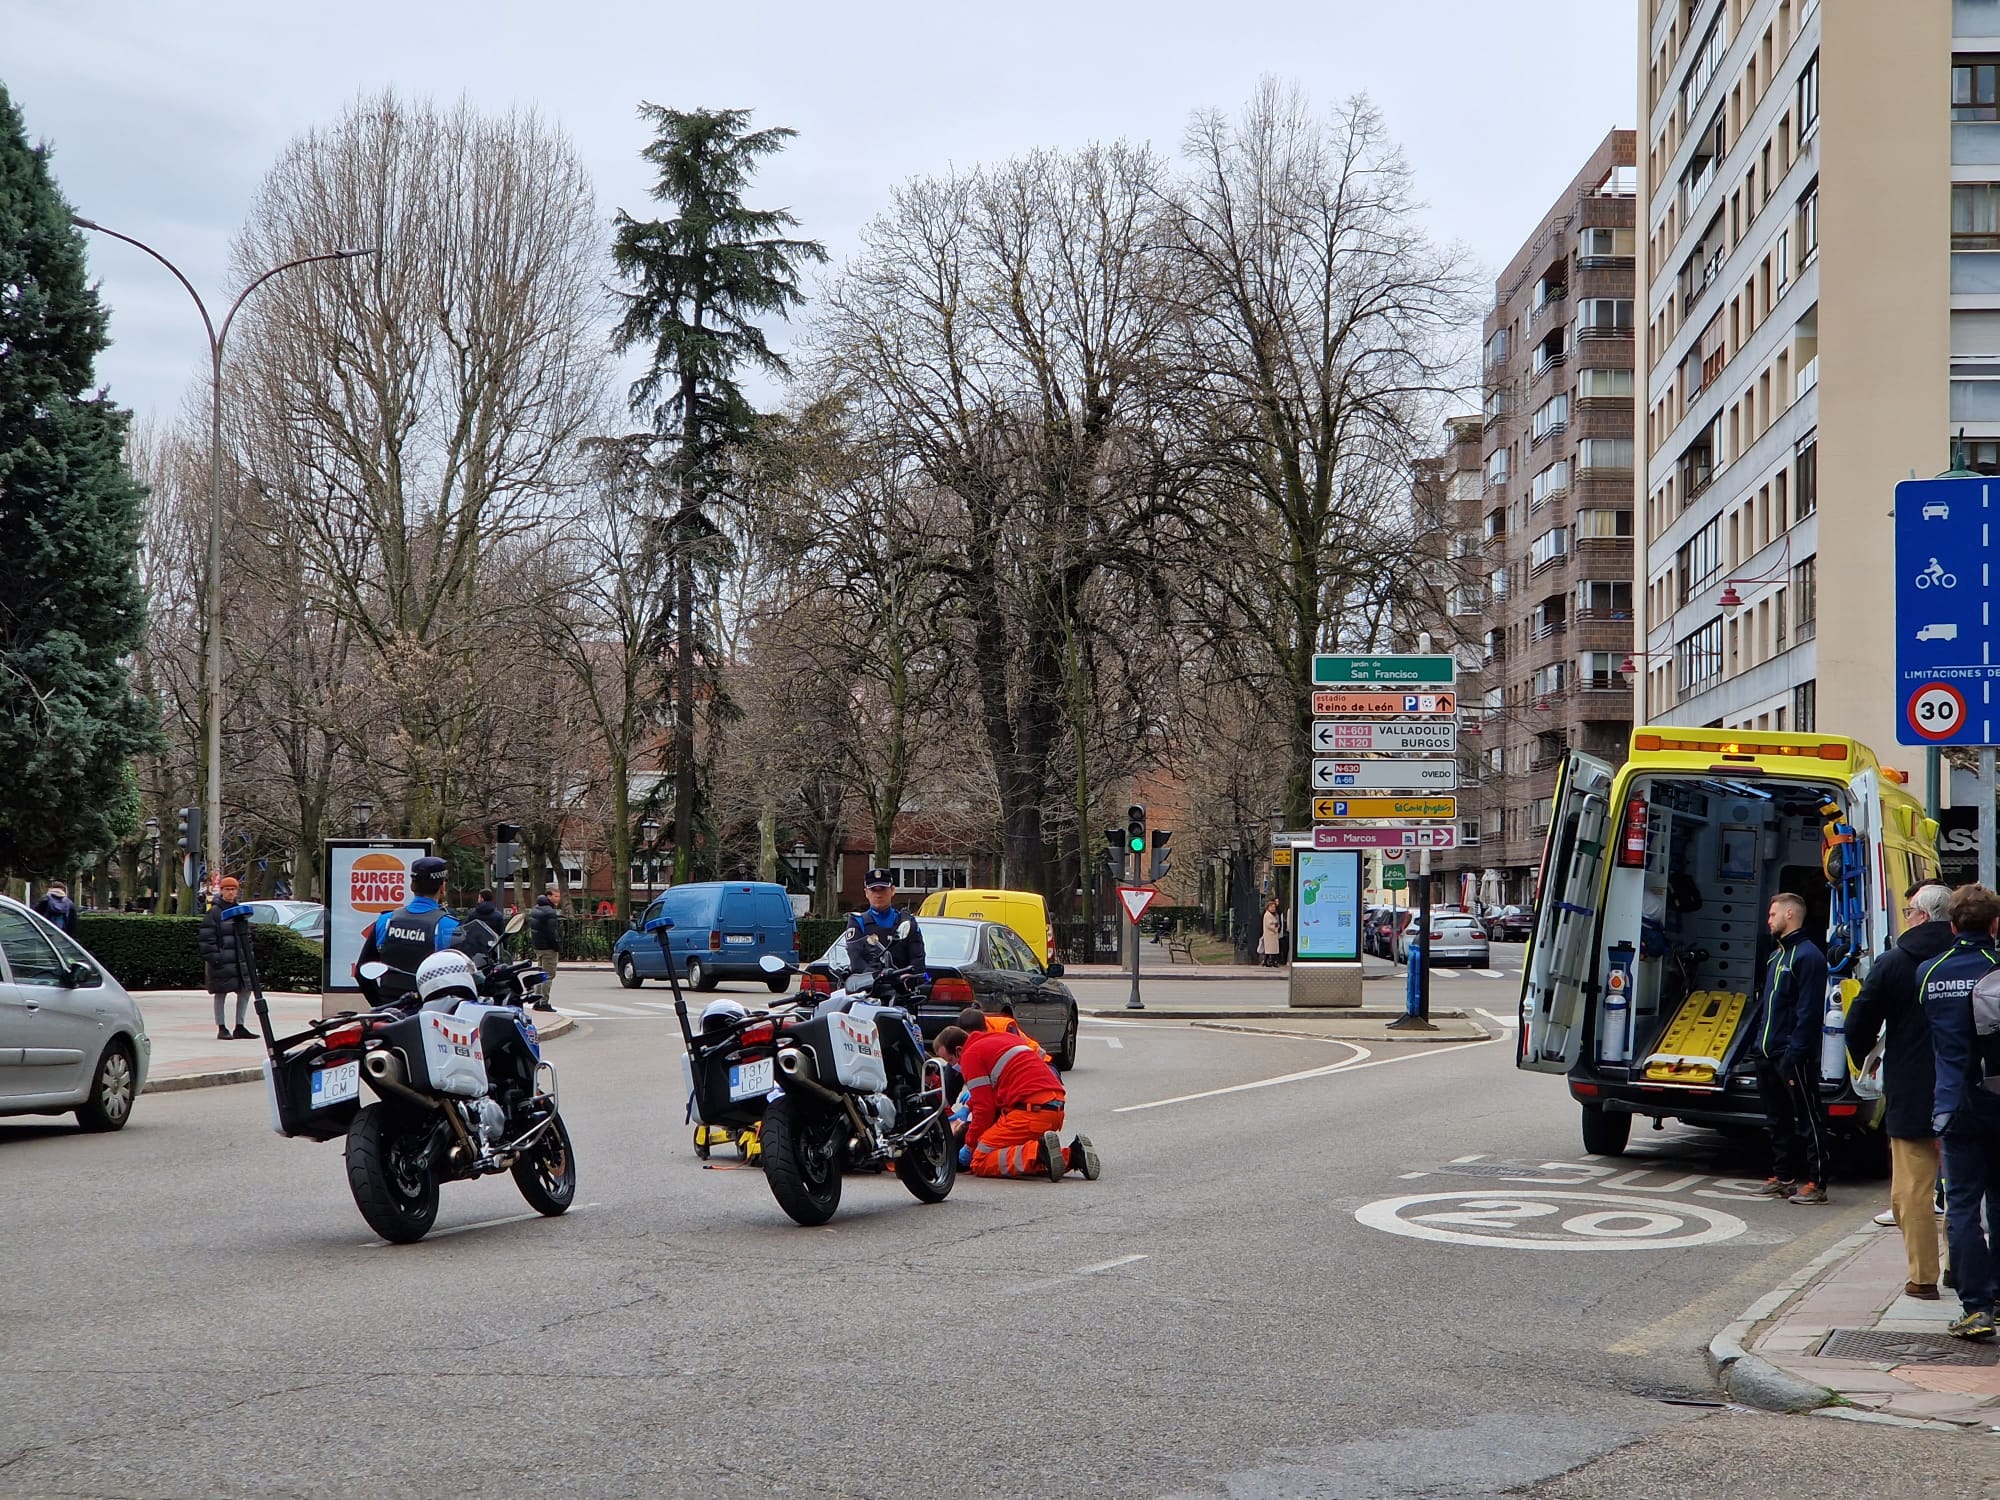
[762,1095,844,1226]
[895,1113,956,1204]
[512,1112,577,1216]
[345,1103,440,1244]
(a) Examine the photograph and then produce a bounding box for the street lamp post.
[70,216,375,890]
[640,819,660,891]
[355,801,373,840]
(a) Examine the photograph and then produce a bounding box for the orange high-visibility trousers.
[970,1099,1066,1178]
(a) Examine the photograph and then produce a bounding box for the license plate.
[310,1060,360,1109]
[724,933,755,945]
[728,1058,774,1099]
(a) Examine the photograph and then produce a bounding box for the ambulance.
[1516,727,1939,1159]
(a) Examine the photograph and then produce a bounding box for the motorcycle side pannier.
[262,1046,361,1142]
[787,1009,890,1092]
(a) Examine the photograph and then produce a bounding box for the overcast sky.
[10,0,1632,432]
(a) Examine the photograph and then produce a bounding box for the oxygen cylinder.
[1599,942,1634,1064]
[1820,989,1847,1084]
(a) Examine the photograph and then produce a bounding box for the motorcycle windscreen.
[1518,750,1615,1074]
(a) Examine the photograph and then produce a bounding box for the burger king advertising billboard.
[322,839,434,1002]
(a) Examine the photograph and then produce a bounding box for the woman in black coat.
[198,878,256,1041]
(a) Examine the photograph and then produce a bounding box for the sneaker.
[216,1026,230,1041]
[1789,1182,1829,1205]
[230,1026,255,1040]
[1067,1134,1101,1181]
[1949,1309,1997,1341]
[1874,1208,1898,1227]
[1041,1130,1066,1182]
[1906,1282,1942,1301]
[1754,1178,1798,1198]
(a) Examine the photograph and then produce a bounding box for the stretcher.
[1641,989,1749,1084]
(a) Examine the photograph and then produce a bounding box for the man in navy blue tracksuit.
[1920,883,2000,1341]
[1751,892,1831,1204]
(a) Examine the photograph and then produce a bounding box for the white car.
[0,894,150,1130]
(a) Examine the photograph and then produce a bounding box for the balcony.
[1530,617,1569,643]
[1796,356,1819,400]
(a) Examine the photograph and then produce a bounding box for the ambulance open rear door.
[1518,751,1615,1074]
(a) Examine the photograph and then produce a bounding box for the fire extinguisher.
[1617,797,1648,868]
[1600,942,1634,1064]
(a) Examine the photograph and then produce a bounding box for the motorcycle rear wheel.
[762,1096,843,1226]
[512,1112,577,1215]
[896,1113,955,1204]
[345,1103,440,1244]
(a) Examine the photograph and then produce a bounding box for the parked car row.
[1362,902,1533,960]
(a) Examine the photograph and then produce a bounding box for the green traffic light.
[1128,836,1145,853]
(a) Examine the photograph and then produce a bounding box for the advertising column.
[321,839,434,1015]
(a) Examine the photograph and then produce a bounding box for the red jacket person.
[937,1025,1099,1181]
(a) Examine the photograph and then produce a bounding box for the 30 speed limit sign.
[1907,682,1968,741]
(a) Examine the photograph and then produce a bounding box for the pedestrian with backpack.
[1919,883,2000,1340]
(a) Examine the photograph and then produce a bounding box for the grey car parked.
[0,894,151,1130]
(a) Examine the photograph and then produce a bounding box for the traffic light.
[1102,827,1126,885]
[495,821,520,844]
[1149,828,1174,882]
[494,821,521,879]
[1125,804,1148,857]
[174,806,201,857]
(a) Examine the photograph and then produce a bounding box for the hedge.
[797,916,847,961]
[76,913,324,993]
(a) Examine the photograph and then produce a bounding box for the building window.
[1531,527,1571,570]
[1954,184,2000,250]
[1955,57,2000,122]
[1675,619,1725,694]
[1483,385,1511,420]
[1534,329,1567,375]
[1792,556,1817,640]
[1459,821,1481,848]
[1491,566,1510,600]
[1576,508,1634,540]
[1531,663,1570,698]
[1530,797,1554,832]
[1576,579,1633,618]
[1531,461,1569,509]
[1677,518,1724,604]
[1798,52,1820,139]
[1486,448,1509,484]
[1579,652,1625,690]
[1794,440,1817,519]
[1576,367,1633,399]
[1794,679,1817,733]
[1577,299,1634,337]
[1576,438,1634,472]
[1577,227,1633,264]
[1532,394,1569,443]
[1484,327,1510,368]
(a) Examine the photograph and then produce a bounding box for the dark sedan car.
[800,916,1079,1070]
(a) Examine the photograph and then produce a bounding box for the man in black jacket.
[1848,882,1953,1298]
[467,888,506,936]
[526,894,561,1012]
[1752,892,1833,1204]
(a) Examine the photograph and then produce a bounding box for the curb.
[1189,1020,1490,1045]
[1086,1007,1471,1021]
[1706,1224,1880,1413]
[140,1013,577,1096]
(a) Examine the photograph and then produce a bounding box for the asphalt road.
[5,965,1997,1499]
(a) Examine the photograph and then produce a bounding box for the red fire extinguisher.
[1617,796,1648,868]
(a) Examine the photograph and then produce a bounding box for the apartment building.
[1430,416,1490,902]
[1472,132,1640,905]
[1637,0,1962,759]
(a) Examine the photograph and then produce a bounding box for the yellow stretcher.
[1641,990,1749,1084]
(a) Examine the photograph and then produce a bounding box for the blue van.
[613,882,799,993]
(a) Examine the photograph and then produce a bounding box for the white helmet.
[700,998,748,1035]
[416,950,480,1005]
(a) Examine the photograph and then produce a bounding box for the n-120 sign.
[1311,720,1457,754]
[1311,759,1458,792]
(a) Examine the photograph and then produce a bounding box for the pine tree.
[0,85,158,875]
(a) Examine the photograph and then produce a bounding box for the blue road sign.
[1895,477,2000,745]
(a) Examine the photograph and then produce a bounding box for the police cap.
[410,856,449,891]
[864,868,895,890]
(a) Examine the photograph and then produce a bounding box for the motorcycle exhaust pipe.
[775,1047,814,1083]
[362,1049,438,1112]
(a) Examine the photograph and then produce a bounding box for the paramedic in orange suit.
[935,1026,1099,1181]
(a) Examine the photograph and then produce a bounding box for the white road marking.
[1356,1189,1746,1252]
[555,1008,606,1019]
[1010,1254,1149,1295]
[1081,1035,1125,1049]
[1476,1007,1520,1030]
[1114,1044,1372,1113]
[1473,969,1507,979]
[361,1203,596,1249]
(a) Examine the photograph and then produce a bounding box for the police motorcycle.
[257,917,574,1244]
[663,913,955,1225]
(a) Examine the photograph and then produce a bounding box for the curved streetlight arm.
[217,248,377,350]
[70,214,218,355]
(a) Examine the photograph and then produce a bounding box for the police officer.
[356,856,460,1005]
[1920,883,2000,1341]
[845,868,926,974]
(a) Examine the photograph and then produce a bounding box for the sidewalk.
[134,990,573,1093]
[1714,1216,2000,1432]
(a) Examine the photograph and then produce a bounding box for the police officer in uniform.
[845,868,926,974]
[356,855,461,1005]
[1920,883,2000,1341]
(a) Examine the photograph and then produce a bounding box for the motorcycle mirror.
[358,961,389,981]
[505,911,526,936]
[758,953,786,973]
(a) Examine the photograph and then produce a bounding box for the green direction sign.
[1381,861,1408,891]
[1312,654,1456,687]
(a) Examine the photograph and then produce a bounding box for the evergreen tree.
[611,105,824,880]
[0,85,158,875]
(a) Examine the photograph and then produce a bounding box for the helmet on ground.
[416,950,480,1005]
[700,998,748,1035]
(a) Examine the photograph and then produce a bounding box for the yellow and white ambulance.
[1517,727,1939,1157]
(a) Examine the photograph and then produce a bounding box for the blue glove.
[957,1145,971,1169]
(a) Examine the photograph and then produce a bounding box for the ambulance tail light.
[1617,797,1649,868]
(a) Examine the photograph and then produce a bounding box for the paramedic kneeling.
[1752,893,1831,1205]
[935,1025,1098,1182]
[1920,883,2000,1341]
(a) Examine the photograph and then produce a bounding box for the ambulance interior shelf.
[1600,774,1851,1083]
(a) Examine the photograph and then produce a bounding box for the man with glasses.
[1848,882,1954,1299]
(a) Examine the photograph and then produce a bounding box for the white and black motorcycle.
[258,918,574,1243]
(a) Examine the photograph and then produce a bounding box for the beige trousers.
[533,949,559,1002]
[1889,1135,1942,1287]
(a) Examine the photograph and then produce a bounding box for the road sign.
[1312,826,1458,850]
[1313,796,1458,820]
[1312,690,1457,717]
[1116,886,1157,923]
[1273,847,1292,867]
[1895,476,2000,744]
[1312,654,1456,688]
[1312,759,1458,792]
[1311,720,1458,755]
[1381,861,1408,890]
